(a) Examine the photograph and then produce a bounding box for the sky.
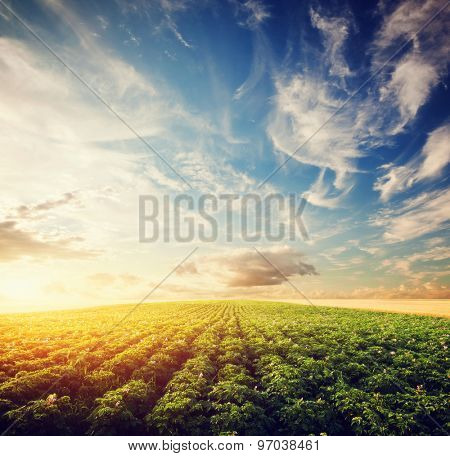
[0,0,449,311]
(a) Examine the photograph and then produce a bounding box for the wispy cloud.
[165,13,193,48]
[305,169,354,209]
[231,0,271,29]
[379,54,439,133]
[415,124,450,181]
[0,36,159,143]
[377,245,449,289]
[233,30,270,100]
[96,15,109,30]
[120,23,141,46]
[159,0,193,13]
[373,0,449,60]
[310,8,352,79]
[373,0,449,133]
[266,0,448,209]
[375,123,450,201]
[11,192,79,219]
[266,73,361,200]
[373,188,450,242]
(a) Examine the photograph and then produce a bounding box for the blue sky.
[0,0,449,310]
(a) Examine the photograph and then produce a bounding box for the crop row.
[0,301,448,435]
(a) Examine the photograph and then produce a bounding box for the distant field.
[0,300,448,436]
[274,299,450,318]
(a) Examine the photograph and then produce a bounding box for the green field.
[0,301,448,436]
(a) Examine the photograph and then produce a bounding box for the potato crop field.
[0,301,448,436]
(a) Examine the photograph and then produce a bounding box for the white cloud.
[310,8,351,78]
[258,1,446,209]
[409,245,450,263]
[373,189,450,242]
[425,237,445,248]
[374,123,450,201]
[378,245,449,283]
[173,145,260,193]
[374,163,416,202]
[0,36,164,143]
[97,15,109,30]
[379,55,438,132]
[233,30,269,100]
[231,0,271,30]
[304,169,354,209]
[373,0,448,56]
[165,14,193,48]
[159,0,192,13]
[416,124,450,180]
[373,0,449,133]
[242,0,271,28]
[267,74,361,197]
[120,24,141,46]
[115,0,192,16]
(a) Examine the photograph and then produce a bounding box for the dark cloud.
[178,246,318,287]
[0,221,95,262]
